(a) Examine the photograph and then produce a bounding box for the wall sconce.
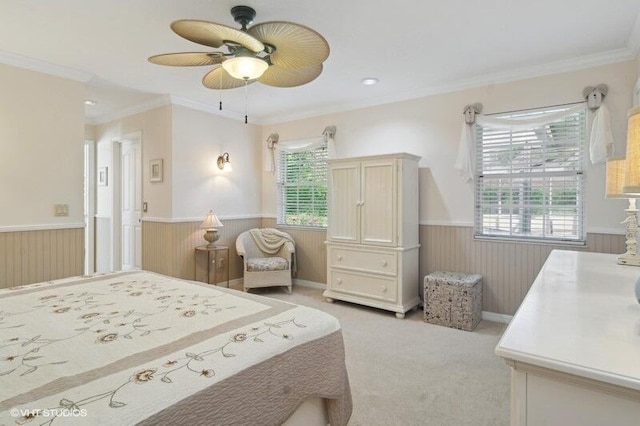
[217,152,232,172]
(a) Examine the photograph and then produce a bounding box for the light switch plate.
[54,204,69,216]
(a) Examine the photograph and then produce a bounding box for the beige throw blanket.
[249,228,295,254]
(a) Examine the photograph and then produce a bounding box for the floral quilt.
[0,271,351,426]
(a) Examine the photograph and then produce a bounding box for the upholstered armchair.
[235,228,295,293]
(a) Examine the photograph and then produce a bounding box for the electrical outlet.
[54,204,69,217]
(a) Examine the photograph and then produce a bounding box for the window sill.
[276,224,327,232]
[473,235,587,247]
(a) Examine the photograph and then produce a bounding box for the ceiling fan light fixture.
[222,56,269,80]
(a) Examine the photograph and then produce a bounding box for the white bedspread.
[0,271,351,425]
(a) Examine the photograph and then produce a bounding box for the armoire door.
[360,159,397,246]
[327,161,360,243]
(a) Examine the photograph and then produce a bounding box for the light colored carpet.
[239,284,510,426]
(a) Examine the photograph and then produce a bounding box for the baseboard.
[482,311,512,324]
[293,279,326,290]
[226,278,244,289]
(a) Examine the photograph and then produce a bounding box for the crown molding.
[0,50,93,82]
[260,47,637,125]
[86,45,638,127]
[87,95,172,125]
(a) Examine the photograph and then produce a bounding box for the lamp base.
[203,229,220,248]
[618,200,639,266]
[617,253,640,266]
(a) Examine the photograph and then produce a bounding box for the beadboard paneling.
[142,218,261,281]
[420,225,626,315]
[0,228,84,289]
[262,218,328,284]
[140,219,625,316]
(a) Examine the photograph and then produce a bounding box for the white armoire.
[323,153,420,318]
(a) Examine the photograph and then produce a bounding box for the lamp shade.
[222,57,268,80]
[622,106,640,195]
[200,210,223,230]
[606,158,627,198]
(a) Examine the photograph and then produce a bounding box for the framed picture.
[98,167,108,186]
[150,159,163,182]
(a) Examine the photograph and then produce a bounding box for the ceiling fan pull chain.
[219,69,223,110]
[244,80,249,124]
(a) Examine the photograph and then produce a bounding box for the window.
[276,143,328,227]
[475,105,586,244]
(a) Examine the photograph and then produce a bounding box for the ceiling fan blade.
[171,20,264,53]
[148,52,224,66]
[259,64,322,88]
[202,67,256,90]
[248,21,329,68]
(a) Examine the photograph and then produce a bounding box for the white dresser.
[495,250,640,426]
[323,153,420,318]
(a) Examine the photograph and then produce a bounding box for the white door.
[121,140,142,270]
[84,141,96,274]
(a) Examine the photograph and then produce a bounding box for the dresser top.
[495,250,640,390]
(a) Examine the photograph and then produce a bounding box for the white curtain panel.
[589,104,615,164]
[454,102,611,182]
[454,122,476,182]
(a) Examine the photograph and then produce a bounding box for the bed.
[0,271,352,425]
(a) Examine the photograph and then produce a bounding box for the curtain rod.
[485,100,586,117]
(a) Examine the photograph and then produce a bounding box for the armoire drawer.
[329,247,397,276]
[328,270,397,303]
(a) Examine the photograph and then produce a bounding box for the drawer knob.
[381,260,387,267]
[337,278,343,285]
[381,285,387,292]
[337,255,343,261]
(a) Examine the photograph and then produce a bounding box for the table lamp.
[606,158,639,265]
[618,106,640,266]
[200,210,224,247]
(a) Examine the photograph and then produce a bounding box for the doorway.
[84,140,96,274]
[114,132,142,271]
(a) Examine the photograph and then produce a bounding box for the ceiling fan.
[148,5,330,91]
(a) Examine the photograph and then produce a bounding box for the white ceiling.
[0,0,639,124]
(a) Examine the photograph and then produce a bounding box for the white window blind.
[475,105,586,243]
[277,144,328,227]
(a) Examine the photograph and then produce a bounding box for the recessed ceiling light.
[84,100,97,106]
[361,77,379,86]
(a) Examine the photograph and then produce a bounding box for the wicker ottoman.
[424,271,482,331]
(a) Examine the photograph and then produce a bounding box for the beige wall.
[95,105,173,219]
[1,59,636,315]
[95,104,263,276]
[262,61,636,232]
[0,64,85,287]
[171,105,262,218]
[259,61,638,315]
[0,63,85,227]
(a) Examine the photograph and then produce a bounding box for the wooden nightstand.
[195,245,229,287]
